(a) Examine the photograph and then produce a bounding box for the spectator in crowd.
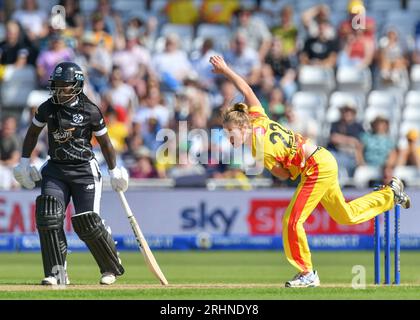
[280,107,319,144]
[255,64,276,112]
[129,147,158,179]
[0,48,37,111]
[190,38,220,91]
[224,31,261,85]
[167,149,206,182]
[0,20,37,65]
[105,108,129,154]
[105,66,138,120]
[360,115,397,168]
[90,12,114,52]
[265,36,297,101]
[300,20,339,68]
[377,28,409,87]
[0,117,21,190]
[267,87,286,122]
[95,0,123,38]
[183,76,211,118]
[397,129,420,168]
[11,0,47,41]
[59,0,84,38]
[413,20,420,64]
[327,103,365,177]
[337,28,375,68]
[36,33,74,87]
[211,79,238,110]
[165,0,199,25]
[271,5,298,58]
[135,86,170,132]
[200,0,240,25]
[233,6,272,61]
[301,4,335,40]
[338,0,376,41]
[112,29,151,84]
[74,32,112,95]
[126,15,159,52]
[152,33,193,90]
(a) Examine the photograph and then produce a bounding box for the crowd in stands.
[0,0,420,190]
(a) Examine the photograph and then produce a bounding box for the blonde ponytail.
[222,103,250,127]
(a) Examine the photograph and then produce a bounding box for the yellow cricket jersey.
[249,105,308,180]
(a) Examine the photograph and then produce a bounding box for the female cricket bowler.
[209,55,411,288]
[13,62,129,285]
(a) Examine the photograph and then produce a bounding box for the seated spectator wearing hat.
[397,129,420,168]
[36,33,74,87]
[300,19,339,68]
[327,103,365,177]
[360,116,397,168]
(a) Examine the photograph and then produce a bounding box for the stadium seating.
[353,166,383,189]
[291,91,327,122]
[298,66,335,93]
[336,67,372,93]
[405,90,420,106]
[410,65,420,89]
[196,24,232,52]
[393,166,420,187]
[158,24,195,52]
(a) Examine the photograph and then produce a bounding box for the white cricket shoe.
[100,272,116,285]
[41,274,70,286]
[388,177,411,209]
[285,270,320,288]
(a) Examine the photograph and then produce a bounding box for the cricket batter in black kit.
[13,62,129,285]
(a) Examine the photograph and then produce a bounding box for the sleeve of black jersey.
[32,102,48,127]
[91,106,108,137]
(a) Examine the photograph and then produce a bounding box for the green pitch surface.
[1,251,420,299]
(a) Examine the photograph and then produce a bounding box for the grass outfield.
[0,251,420,299]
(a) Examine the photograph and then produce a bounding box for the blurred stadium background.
[0,0,420,254]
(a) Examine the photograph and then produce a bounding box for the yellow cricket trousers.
[282,147,395,273]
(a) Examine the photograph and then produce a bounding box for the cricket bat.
[117,191,169,285]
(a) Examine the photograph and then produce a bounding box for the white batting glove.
[108,167,129,192]
[13,158,42,189]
